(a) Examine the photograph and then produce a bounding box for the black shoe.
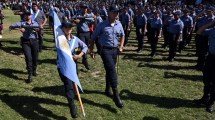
[112,88,124,108]
[166,57,174,62]
[83,62,90,70]
[206,105,214,113]
[105,89,113,97]
[32,70,38,76]
[69,103,78,118]
[26,73,32,83]
[137,49,143,53]
[149,52,156,57]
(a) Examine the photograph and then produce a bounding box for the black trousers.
[58,68,75,102]
[21,39,39,73]
[168,33,179,59]
[122,24,129,46]
[163,26,169,47]
[136,25,145,50]
[203,54,215,105]
[179,27,192,51]
[195,35,209,67]
[77,32,90,65]
[149,28,160,54]
[100,47,118,89]
[38,29,44,51]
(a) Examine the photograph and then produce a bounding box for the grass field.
[0,10,214,120]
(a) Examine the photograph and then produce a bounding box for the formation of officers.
[7,0,215,118]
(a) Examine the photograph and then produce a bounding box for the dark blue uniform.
[179,12,193,52]
[148,14,162,56]
[167,12,184,61]
[136,7,147,52]
[10,20,39,83]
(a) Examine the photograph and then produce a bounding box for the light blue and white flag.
[51,8,83,92]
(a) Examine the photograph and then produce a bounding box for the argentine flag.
[50,8,83,92]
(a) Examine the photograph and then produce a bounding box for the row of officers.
[8,2,215,118]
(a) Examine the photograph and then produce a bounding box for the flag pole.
[74,83,86,117]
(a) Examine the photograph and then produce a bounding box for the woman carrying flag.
[57,21,88,118]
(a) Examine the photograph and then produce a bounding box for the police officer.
[194,20,215,113]
[148,11,162,57]
[57,21,88,118]
[32,3,47,52]
[179,9,193,53]
[162,8,173,48]
[71,2,94,70]
[90,5,125,108]
[10,11,40,83]
[167,11,184,62]
[136,6,147,53]
[195,7,214,70]
[119,6,131,46]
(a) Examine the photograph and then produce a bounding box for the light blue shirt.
[168,19,184,34]
[10,20,39,39]
[91,20,125,47]
[204,27,215,55]
[119,12,131,25]
[136,13,147,26]
[73,11,94,33]
[149,17,163,29]
[180,15,193,28]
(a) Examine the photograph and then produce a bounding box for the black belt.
[102,46,118,50]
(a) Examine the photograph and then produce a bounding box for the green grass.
[0,10,215,120]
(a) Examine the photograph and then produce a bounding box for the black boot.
[68,100,78,118]
[26,72,32,83]
[105,85,113,97]
[112,88,124,108]
[33,69,38,76]
[82,61,90,70]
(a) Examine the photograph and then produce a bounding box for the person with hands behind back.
[90,4,125,108]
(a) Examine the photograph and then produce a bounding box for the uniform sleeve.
[119,23,125,36]
[10,21,22,27]
[77,38,88,54]
[144,15,147,24]
[180,21,184,33]
[41,11,46,19]
[204,27,215,36]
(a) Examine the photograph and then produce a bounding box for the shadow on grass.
[164,72,202,81]
[0,46,23,55]
[0,93,67,120]
[38,58,56,65]
[0,68,26,80]
[32,86,117,113]
[143,116,159,120]
[120,89,200,109]
[138,63,196,70]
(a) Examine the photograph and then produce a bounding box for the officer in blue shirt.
[10,11,40,83]
[90,5,125,108]
[195,7,214,70]
[71,2,94,70]
[162,8,174,48]
[179,9,193,52]
[167,11,184,62]
[194,20,215,113]
[136,6,147,53]
[57,21,88,118]
[148,11,163,57]
[119,6,131,46]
